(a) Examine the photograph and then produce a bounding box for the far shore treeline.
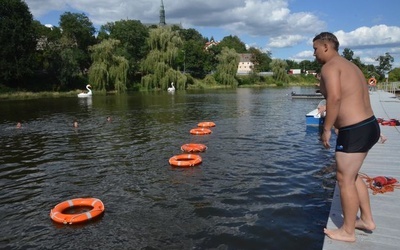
[1,0,399,96]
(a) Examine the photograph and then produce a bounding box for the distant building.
[237,53,254,75]
[143,0,182,28]
[204,40,220,50]
[288,69,301,75]
[159,0,166,26]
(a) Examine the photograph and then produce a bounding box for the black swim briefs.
[336,116,380,153]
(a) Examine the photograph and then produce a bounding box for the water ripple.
[0,89,335,249]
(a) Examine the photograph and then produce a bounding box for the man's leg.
[355,174,376,230]
[324,151,368,242]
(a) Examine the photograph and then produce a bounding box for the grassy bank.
[0,74,319,100]
[0,90,81,100]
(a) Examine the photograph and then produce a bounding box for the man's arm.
[320,63,341,149]
[321,64,341,132]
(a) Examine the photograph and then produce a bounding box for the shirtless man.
[313,32,380,242]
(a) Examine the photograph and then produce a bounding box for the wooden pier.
[322,90,400,250]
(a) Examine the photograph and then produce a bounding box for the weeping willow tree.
[88,39,129,93]
[214,47,240,87]
[270,59,289,84]
[141,27,186,91]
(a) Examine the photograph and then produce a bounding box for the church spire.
[159,0,166,26]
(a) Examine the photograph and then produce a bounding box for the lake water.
[0,88,337,249]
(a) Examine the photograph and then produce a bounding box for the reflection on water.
[0,88,336,249]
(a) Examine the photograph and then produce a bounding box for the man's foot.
[324,228,356,242]
[380,135,387,143]
[355,218,376,231]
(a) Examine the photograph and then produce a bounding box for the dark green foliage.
[0,1,395,92]
[99,20,149,78]
[0,0,37,87]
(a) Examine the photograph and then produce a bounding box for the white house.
[237,53,254,75]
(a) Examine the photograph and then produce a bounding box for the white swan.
[78,85,92,98]
[167,82,175,92]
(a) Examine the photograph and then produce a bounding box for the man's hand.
[321,129,331,149]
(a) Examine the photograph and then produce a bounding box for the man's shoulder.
[323,56,350,69]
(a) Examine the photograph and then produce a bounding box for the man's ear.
[323,42,329,52]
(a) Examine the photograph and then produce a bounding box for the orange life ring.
[198,121,216,128]
[190,128,212,135]
[368,77,377,86]
[50,198,105,224]
[181,143,207,153]
[169,154,202,167]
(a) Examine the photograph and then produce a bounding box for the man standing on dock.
[313,32,380,242]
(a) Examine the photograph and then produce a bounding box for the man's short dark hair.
[313,32,339,51]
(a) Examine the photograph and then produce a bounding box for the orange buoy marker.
[198,121,216,128]
[181,143,207,153]
[190,128,212,135]
[50,198,105,224]
[368,77,377,87]
[169,154,202,167]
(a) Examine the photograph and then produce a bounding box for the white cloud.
[25,0,325,37]
[268,35,306,48]
[335,25,400,48]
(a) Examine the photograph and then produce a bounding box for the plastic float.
[169,154,202,167]
[50,198,105,224]
[197,121,216,128]
[181,143,207,153]
[190,128,212,135]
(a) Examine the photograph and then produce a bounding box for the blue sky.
[25,0,400,68]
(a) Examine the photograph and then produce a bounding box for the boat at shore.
[291,91,324,99]
[305,108,324,126]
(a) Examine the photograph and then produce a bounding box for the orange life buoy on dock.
[50,198,105,224]
[169,154,202,167]
[368,77,377,86]
[181,143,207,153]
[198,121,216,128]
[190,128,212,135]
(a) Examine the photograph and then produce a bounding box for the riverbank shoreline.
[0,83,318,100]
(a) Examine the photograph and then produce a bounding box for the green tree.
[59,12,96,72]
[342,48,354,61]
[59,12,96,51]
[214,47,240,87]
[141,27,186,91]
[309,59,321,73]
[99,20,149,79]
[176,28,209,78]
[88,39,129,93]
[376,52,394,76]
[0,0,38,87]
[388,68,400,81]
[33,22,64,89]
[285,60,300,71]
[270,59,289,84]
[248,47,272,72]
[219,35,247,53]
